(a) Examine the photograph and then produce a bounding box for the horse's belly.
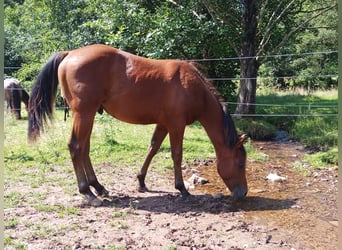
[104,103,160,125]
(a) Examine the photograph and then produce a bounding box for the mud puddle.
[184,141,338,249]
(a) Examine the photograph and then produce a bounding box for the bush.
[234,118,277,140]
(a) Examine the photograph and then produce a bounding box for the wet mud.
[184,141,338,249]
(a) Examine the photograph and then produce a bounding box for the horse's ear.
[237,134,248,147]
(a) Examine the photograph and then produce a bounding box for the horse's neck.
[198,103,227,158]
[21,90,29,106]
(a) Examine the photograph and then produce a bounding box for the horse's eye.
[239,162,245,169]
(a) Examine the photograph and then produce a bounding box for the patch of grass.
[4,235,26,249]
[31,223,56,239]
[33,203,80,218]
[34,204,57,212]
[291,116,337,151]
[304,147,338,168]
[4,191,24,208]
[5,218,19,229]
[107,244,126,250]
[112,211,127,219]
[57,206,79,218]
[255,88,337,162]
[292,161,310,175]
[243,139,269,163]
[165,245,177,250]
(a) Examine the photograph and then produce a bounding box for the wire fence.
[4,50,338,118]
[187,50,338,62]
[5,102,338,118]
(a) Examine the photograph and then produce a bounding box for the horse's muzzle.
[232,186,248,201]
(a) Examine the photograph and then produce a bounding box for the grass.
[5,107,253,175]
[245,88,338,165]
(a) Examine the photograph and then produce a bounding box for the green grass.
[227,88,338,166]
[259,88,338,165]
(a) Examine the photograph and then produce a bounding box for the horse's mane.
[189,62,239,148]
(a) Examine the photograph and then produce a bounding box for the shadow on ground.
[79,192,296,214]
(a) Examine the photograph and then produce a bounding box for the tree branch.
[270,4,337,55]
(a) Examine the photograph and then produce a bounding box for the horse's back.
[4,78,21,89]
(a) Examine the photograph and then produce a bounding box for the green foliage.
[255,88,337,151]
[258,0,337,90]
[4,0,337,104]
[234,118,277,140]
[304,147,338,167]
[292,117,337,151]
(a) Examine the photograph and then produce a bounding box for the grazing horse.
[4,78,29,119]
[28,44,248,206]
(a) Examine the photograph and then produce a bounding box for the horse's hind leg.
[169,126,191,197]
[83,139,109,197]
[68,112,106,206]
[137,124,168,192]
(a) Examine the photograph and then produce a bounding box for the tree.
[5,0,336,103]
[200,0,337,114]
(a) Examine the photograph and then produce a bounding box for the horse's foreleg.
[169,127,191,197]
[137,124,168,192]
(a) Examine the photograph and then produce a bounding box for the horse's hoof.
[137,186,149,193]
[182,194,194,201]
[180,189,191,198]
[98,188,110,198]
[89,198,103,207]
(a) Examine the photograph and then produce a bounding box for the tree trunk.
[235,57,258,114]
[235,0,258,115]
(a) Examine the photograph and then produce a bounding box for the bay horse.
[4,78,29,119]
[28,44,248,206]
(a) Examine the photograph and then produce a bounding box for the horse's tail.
[28,51,69,142]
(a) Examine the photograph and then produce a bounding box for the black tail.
[28,51,69,142]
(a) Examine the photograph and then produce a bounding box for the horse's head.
[217,134,248,200]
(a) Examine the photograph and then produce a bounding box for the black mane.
[190,62,239,148]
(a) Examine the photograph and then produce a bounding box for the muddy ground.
[4,140,338,250]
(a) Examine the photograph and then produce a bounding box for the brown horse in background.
[28,44,248,206]
[4,78,29,119]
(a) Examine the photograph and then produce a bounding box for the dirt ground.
[4,139,338,250]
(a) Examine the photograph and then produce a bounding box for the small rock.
[184,181,194,190]
[266,173,286,181]
[265,235,272,243]
[212,193,224,199]
[191,168,200,174]
[188,174,209,185]
[260,153,269,158]
[329,220,338,227]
